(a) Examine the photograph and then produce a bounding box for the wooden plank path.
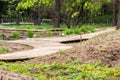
[0,28,115,60]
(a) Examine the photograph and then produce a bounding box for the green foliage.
[16,0,112,28]
[94,14,112,24]
[27,30,34,38]
[11,31,20,39]
[84,1,102,14]
[2,0,113,29]
[0,33,3,40]
[0,24,111,37]
[80,25,95,33]
[58,49,65,54]
[16,0,52,10]
[85,24,112,28]
[64,25,95,35]
[0,62,120,80]
[0,46,9,54]
[47,32,53,37]
[71,12,79,18]
[64,29,74,35]
[63,23,112,35]
[1,24,53,30]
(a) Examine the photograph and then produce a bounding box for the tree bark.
[32,7,42,25]
[116,0,120,29]
[112,0,117,26]
[54,0,61,27]
[0,12,2,23]
[16,12,20,25]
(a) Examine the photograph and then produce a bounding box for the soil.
[0,42,33,54]
[26,30,120,67]
[0,69,38,80]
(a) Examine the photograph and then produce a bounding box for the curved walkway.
[0,28,115,60]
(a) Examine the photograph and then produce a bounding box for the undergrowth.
[0,61,120,80]
[0,46,9,54]
[64,26,95,35]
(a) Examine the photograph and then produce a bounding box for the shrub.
[0,46,9,54]
[27,30,34,38]
[48,32,53,37]
[73,28,81,34]
[80,25,95,33]
[64,26,96,35]
[58,49,65,54]
[11,31,20,39]
[0,33,3,40]
[64,29,74,35]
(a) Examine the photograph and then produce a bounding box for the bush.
[80,26,95,33]
[0,33,3,40]
[48,32,53,37]
[64,29,74,35]
[11,31,20,39]
[27,30,34,38]
[64,26,95,35]
[0,46,9,54]
[58,49,65,54]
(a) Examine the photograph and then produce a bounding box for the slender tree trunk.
[32,12,38,25]
[32,7,42,25]
[16,12,20,25]
[0,12,2,23]
[54,0,61,27]
[116,0,120,29]
[37,7,42,25]
[89,13,94,24]
[112,0,117,26]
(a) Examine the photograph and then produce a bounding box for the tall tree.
[60,0,104,28]
[1,0,21,25]
[31,6,42,25]
[17,0,51,25]
[0,1,3,23]
[112,0,117,26]
[0,1,8,23]
[116,0,120,29]
[54,0,61,27]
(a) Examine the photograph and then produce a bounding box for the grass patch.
[63,24,112,35]
[0,23,54,30]
[47,32,53,37]
[64,26,95,35]
[27,30,34,38]
[0,23,111,30]
[0,23,112,36]
[0,62,120,80]
[11,31,20,39]
[0,46,9,54]
[83,24,112,28]
[58,49,65,54]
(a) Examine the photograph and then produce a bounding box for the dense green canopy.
[2,0,120,29]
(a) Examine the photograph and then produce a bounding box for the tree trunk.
[32,7,42,25]
[112,0,117,26]
[89,13,94,24]
[0,13,2,23]
[116,0,120,29]
[16,12,20,25]
[116,14,120,29]
[37,7,42,25]
[54,0,61,27]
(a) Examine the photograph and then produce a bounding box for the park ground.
[0,24,120,80]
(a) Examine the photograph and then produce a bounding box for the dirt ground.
[26,30,120,67]
[0,42,33,53]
